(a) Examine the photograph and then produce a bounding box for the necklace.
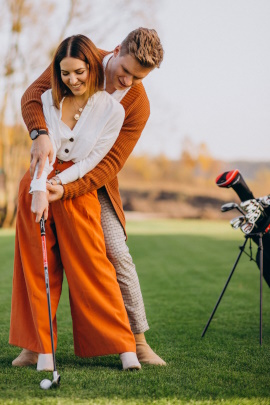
[72,97,88,121]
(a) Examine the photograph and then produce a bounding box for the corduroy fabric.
[21,49,150,234]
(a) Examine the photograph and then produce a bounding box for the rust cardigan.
[21,50,150,233]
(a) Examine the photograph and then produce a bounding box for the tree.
[0,0,159,226]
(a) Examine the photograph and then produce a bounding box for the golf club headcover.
[216,169,254,202]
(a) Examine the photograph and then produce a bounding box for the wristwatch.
[30,129,48,140]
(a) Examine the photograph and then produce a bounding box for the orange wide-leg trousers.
[9,164,135,357]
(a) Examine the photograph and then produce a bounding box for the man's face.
[108,45,153,91]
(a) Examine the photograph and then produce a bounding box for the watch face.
[30,130,38,140]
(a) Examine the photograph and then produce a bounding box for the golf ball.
[40,379,52,390]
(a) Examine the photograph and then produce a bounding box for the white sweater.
[30,89,125,192]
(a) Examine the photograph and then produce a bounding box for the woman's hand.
[46,182,64,203]
[31,191,49,222]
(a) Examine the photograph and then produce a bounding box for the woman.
[9,35,140,371]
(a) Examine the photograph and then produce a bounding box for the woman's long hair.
[51,34,104,108]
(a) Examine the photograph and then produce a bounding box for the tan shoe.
[12,349,38,367]
[135,333,166,366]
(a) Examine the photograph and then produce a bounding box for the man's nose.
[124,75,133,86]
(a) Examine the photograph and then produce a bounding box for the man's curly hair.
[120,27,164,68]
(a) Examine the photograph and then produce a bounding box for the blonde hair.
[120,28,164,68]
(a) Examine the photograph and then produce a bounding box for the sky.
[139,0,270,162]
[92,0,270,162]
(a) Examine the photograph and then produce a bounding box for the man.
[13,27,165,367]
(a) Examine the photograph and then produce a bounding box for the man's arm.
[21,65,54,178]
[22,68,150,194]
[21,65,51,131]
[62,85,150,199]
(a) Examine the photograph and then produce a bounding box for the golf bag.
[216,169,270,287]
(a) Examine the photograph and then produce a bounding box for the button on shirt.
[30,89,125,193]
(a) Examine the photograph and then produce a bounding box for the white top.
[30,89,125,192]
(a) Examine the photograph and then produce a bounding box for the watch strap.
[30,129,48,140]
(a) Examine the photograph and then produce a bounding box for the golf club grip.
[40,218,48,269]
[216,170,254,202]
[40,216,46,236]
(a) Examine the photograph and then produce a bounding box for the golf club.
[216,169,254,201]
[240,199,270,232]
[221,202,246,215]
[230,215,246,230]
[240,221,255,235]
[217,170,270,287]
[39,217,60,390]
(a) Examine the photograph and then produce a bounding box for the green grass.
[1,220,270,404]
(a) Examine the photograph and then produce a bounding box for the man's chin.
[116,85,130,91]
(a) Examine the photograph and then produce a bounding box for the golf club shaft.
[40,217,57,373]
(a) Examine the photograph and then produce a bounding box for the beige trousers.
[98,187,149,334]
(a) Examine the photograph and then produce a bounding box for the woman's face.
[60,57,89,97]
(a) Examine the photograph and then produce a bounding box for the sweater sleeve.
[62,85,150,199]
[21,65,52,133]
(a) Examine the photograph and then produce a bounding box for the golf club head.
[216,169,254,202]
[230,215,246,230]
[241,200,261,221]
[220,202,245,215]
[221,202,238,212]
[240,221,255,235]
[51,371,61,388]
[259,195,270,207]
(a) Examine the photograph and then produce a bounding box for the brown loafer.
[135,333,166,366]
[12,349,38,367]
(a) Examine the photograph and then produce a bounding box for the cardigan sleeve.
[62,86,150,199]
[21,65,52,132]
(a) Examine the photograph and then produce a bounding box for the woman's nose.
[69,74,77,85]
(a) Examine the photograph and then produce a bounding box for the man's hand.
[46,183,64,203]
[31,191,49,222]
[30,136,54,179]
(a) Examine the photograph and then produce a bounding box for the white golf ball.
[40,379,52,390]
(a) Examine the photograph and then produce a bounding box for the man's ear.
[113,45,121,57]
